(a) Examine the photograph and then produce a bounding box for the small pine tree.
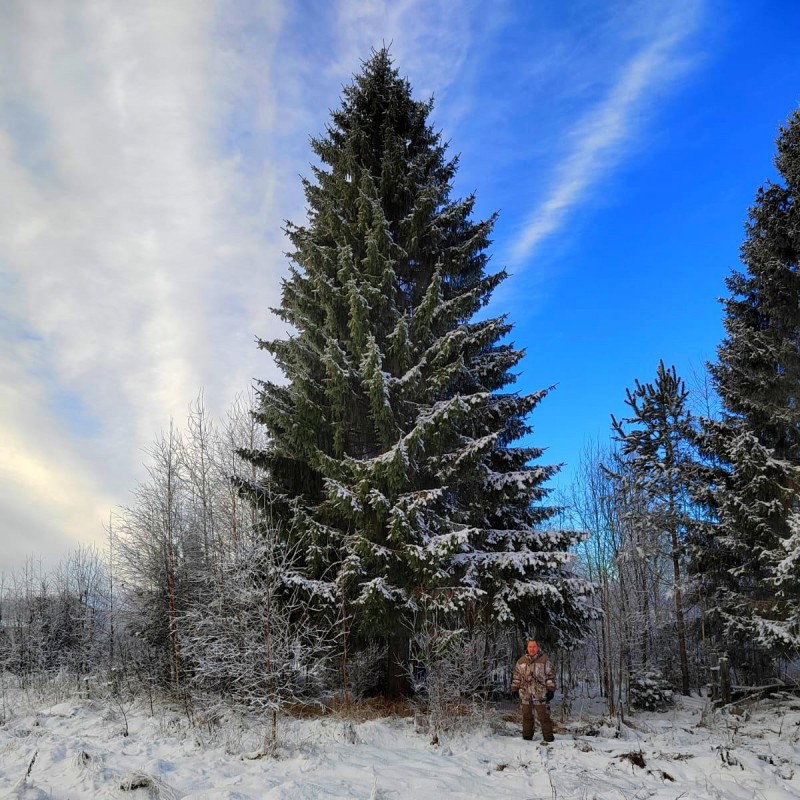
[238,49,593,695]
[700,110,800,666]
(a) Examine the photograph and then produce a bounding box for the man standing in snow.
[511,639,556,743]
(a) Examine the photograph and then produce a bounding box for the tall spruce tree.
[610,362,696,694]
[239,50,593,694]
[700,110,800,666]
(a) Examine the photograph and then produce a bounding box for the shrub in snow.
[628,669,674,712]
[406,620,493,742]
[342,642,386,701]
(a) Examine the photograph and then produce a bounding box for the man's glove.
[545,690,554,702]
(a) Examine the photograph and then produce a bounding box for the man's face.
[526,640,539,656]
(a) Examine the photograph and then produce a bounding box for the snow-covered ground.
[1,680,799,799]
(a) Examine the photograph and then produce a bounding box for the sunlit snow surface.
[1,682,799,799]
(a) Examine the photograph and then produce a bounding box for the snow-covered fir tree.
[238,49,593,693]
[610,361,697,694]
[699,110,800,665]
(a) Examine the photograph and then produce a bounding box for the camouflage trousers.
[521,701,554,741]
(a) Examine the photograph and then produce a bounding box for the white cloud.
[0,343,117,569]
[0,1,290,572]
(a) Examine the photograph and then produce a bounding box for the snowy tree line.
[2,53,798,720]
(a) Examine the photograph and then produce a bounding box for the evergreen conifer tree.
[610,362,697,694]
[238,50,593,693]
[700,110,800,664]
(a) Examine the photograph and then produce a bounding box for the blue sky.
[1,0,799,572]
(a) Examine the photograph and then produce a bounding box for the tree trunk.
[386,633,410,699]
[601,575,615,714]
[719,656,731,705]
[165,542,182,689]
[670,523,691,695]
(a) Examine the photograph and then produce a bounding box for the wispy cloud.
[508,0,703,266]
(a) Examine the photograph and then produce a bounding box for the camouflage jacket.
[511,651,556,703]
